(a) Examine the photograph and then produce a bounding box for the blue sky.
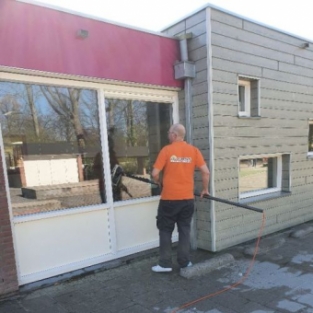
[23,0,313,41]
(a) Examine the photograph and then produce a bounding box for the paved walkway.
[1,220,313,313]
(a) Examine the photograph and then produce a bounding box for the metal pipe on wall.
[175,33,197,249]
[184,78,193,144]
[178,37,193,144]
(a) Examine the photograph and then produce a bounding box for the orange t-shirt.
[153,141,206,200]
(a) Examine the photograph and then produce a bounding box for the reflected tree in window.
[0,80,173,215]
[40,87,85,150]
[0,81,103,215]
[105,98,171,201]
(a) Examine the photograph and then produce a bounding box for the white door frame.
[0,71,179,285]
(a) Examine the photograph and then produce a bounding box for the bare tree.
[126,100,136,146]
[0,94,21,115]
[105,99,148,147]
[0,94,22,135]
[40,86,85,150]
[25,84,40,138]
[0,83,43,141]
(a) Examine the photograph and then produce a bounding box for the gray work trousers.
[156,199,194,268]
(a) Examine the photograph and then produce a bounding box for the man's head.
[168,123,185,143]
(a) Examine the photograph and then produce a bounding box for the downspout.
[175,33,194,144]
[174,33,197,249]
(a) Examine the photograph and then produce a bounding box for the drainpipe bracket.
[175,33,193,40]
[174,61,196,79]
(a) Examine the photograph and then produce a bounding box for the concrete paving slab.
[289,225,313,238]
[177,300,235,313]
[244,236,286,256]
[268,298,307,313]
[51,290,92,313]
[20,295,67,313]
[180,253,235,279]
[209,290,251,312]
[101,296,135,312]
[118,304,154,313]
[133,289,166,307]
[0,301,26,313]
[239,301,276,313]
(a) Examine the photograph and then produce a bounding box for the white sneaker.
[151,265,172,272]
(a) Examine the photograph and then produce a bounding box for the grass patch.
[239,168,266,178]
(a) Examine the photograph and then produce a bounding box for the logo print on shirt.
[170,155,192,163]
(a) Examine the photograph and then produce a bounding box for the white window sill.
[240,191,291,205]
[237,115,261,119]
[307,153,313,159]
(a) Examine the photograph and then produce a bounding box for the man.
[93,127,123,203]
[151,123,210,272]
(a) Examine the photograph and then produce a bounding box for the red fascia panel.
[0,0,182,88]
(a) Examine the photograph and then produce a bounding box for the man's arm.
[199,164,210,198]
[152,147,166,187]
[152,168,161,185]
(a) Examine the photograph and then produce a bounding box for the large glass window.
[0,81,103,216]
[0,81,173,216]
[105,98,171,202]
[239,154,291,200]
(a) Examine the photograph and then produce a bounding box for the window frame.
[238,80,251,117]
[238,154,285,200]
[308,120,313,157]
[237,76,260,118]
[0,71,179,220]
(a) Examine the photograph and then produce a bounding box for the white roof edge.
[162,2,313,44]
[0,65,181,91]
[16,0,177,39]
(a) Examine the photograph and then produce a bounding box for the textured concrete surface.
[2,220,313,312]
[180,254,235,279]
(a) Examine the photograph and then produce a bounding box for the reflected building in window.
[0,81,173,215]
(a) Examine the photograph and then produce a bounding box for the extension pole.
[194,192,263,213]
[124,173,263,213]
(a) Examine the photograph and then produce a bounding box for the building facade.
[1,0,313,296]
[0,0,181,295]
[163,6,313,251]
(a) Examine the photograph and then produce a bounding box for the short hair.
[172,123,186,139]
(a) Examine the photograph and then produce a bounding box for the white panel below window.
[15,209,111,284]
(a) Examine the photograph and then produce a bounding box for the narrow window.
[238,77,260,117]
[308,121,313,156]
[238,80,250,116]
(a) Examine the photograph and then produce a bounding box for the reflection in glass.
[239,157,277,194]
[105,98,171,201]
[0,81,174,215]
[0,81,103,216]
